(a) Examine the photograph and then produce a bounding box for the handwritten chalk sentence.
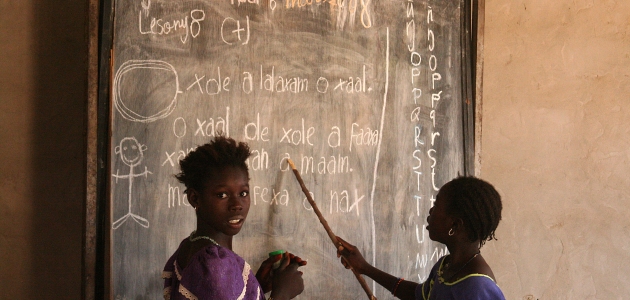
[166,182,366,216]
[185,65,372,95]
[112,61,374,125]
[165,112,378,150]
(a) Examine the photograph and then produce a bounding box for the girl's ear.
[187,188,200,208]
[451,216,465,232]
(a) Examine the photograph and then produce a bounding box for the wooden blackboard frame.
[85,0,115,298]
[83,1,485,299]
[473,0,486,176]
[462,0,476,176]
[84,0,99,298]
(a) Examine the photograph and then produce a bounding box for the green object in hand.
[269,250,286,269]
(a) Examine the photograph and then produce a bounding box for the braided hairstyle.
[442,176,502,247]
[175,136,251,194]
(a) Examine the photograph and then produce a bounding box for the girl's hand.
[256,252,307,294]
[286,252,307,267]
[336,236,370,274]
[270,253,305,300]
[255,255,279,294]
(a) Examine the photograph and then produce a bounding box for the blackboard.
[108,0,469,299]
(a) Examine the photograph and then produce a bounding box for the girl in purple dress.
[337,176,505,300]
[163,136,306,300]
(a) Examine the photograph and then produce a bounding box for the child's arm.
[337,236,419,300]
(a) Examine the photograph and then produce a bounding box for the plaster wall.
[481,0,630,299]
[0,0,87,298]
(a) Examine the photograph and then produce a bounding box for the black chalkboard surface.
[108,1,467,299]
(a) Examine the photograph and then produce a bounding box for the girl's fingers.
[285,252,307,266]
[276,253,291,271]
[336,236,355,254]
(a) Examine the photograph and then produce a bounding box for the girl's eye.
[240,191,249,197]
[217,192,228,199]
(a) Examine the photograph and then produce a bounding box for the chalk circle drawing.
[112,137,153,229]
[113,60,182,123]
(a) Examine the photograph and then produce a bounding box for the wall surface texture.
[481,0,630,299]
[0,0,87,299]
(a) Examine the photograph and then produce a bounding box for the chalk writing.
[169,108,230,139]
[161,147,196,167]
[428,5,442,193]
[298,153,350,174]
[328,126,341,147]
[349,123,379,151]
[244,113,270,142]
[160,64,379,97]
[221,16,250,45]
[195,114,230,137]
[280,0,372,29]
[186,68,231,95]
[167,184,190,208]
[231,0,260,6]
[280,119,315,146]
[138,3,205,44]
[252,186,289,206]
[413,245,449,282]
[112,137,152,229]
[329,189,364,216]
[247,148,270,171]
[302,192,315,211]
[285,0,340,9]
[258,66,308,93]
[333,65,371,93]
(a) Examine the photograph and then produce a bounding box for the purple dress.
[416,256,506,300]
[162,239,265,300]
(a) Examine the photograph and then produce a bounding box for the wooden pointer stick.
[287,159,376,300]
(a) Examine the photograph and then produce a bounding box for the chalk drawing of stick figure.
[112,137,152,229]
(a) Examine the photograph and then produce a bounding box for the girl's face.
[426,186,455,243]
[192,166,251,239]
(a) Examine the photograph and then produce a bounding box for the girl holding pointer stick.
[337,177,506,300]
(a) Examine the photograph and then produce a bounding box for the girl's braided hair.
[443,176,502,247]
[175,135,251,193]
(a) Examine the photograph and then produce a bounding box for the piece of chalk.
[269,250,286,269]
[269,250,286,257]
[287,159,296,170]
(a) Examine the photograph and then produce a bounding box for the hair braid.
[175,135,251,193]
[444,176,502,247]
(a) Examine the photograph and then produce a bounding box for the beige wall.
[481,0,630,299]
[0,0,87,299]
